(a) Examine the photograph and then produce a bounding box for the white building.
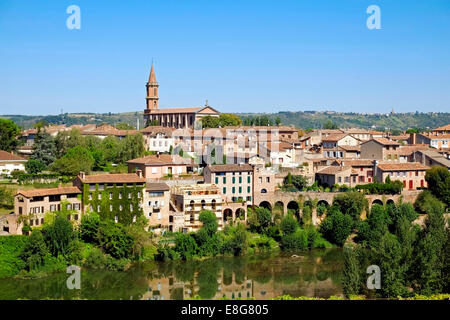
[0,150,27,177]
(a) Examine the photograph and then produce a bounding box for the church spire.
[148,63,157,83]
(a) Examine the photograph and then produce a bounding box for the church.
[143,64,220,129]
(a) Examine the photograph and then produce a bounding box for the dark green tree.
[0,118,21,152]
[31,129,57,166]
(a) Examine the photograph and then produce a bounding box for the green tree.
[332,191,368,223]
[280,214,298,235]
[25,159,46,173]
[50,145,94,176]
[342,245,361,297]
[42,215,76,257]
[117,133,145,163]
[248,207,272,234]
[425,166,450,206]
[319,207,353,246]
[20,230,49,271]
[31,129,57,166]
[0,118,21,152]
[80,212,101,243]
[323,120,339,129]
[97,220,134,259]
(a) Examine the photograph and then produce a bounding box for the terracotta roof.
[148,64,157,83]
[77,173,146,184]
[16,186,81,198]
[369,130,384,135]
[223,126,297,132]
[429,134,450,139]
[317,166,352,175]
[344,128,370,134]
[207,164,253,173]
[146,182,170,191]
[397,145,430,156]
[376,162,430,171]
[265,142,294,152]
[127,154,194,166]
[339,145,361,151]
[365,138,400,146]
[140,126,174,135]
[432,124,450,131]
[332,159,374,167]
[0,150,27,162]
[320,129,344,134]
[322,133,348,142]
[389,135,409,141]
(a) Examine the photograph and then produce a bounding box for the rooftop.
[376,162,430,171]
[77,173,145,184]
[127,154,194,166]
[16,186,81,198]
[207,164,253,173]
[0,150,27,162]
[146,182,170,192]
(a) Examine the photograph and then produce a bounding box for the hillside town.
[0,65,449,236]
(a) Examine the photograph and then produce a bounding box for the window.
[239,177,242,183]
[247,186,251,193]
[232,187,235,194]
[239,186,242,193]
[152,167,157,174]
[247,176,251,183]
[119,192,122,199]
[223,177,226,184]
[97,205,101,212]
[215,177,218,184]
[223,187,226,194]
[89,193,93,200]
[232,177,235,183]
[119,205,123,211]
[266,177,270,183]
[110,204,113,211]
[98,194,101,200]
[109,192,113,200]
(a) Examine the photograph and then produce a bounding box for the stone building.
[144,182,171,233]
[0,150,27,177]
[360,138,401,161]
[127,154,197,179]
[11,186,82,234]
[374,162,429,189]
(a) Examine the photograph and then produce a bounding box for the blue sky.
[0,0,449,115]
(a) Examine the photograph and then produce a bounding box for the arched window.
[201,200,206,209]
[211,199,216,210]
[189,200,195,211]
[261,189,267,193]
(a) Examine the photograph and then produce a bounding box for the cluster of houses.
[1,65,448,235]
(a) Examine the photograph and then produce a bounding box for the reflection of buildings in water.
[140,271,253,300]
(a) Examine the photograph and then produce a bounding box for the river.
[0,249,344,300]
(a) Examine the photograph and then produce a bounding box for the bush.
[280,214,297,235]
[25,159,46,174]
[280,229,308,250]
[97,221,134,259]
[0,236,27,278]
[319,207,354,246]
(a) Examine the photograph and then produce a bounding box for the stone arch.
[223,208,233,223]
[287,201,300,220]
[259,201,272,211]
[273,201,284,216]
[236,208,245,221]
[372,199,383,206]
[317,200,330,207]
[386,199,395,206]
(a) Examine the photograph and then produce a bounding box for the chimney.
[79,171,85,179]
[136,169,143,178]
[156,152,160,158]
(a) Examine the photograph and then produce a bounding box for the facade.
[127,154,196,179]
[315,166,355,188]
[413,149,450,169]
[0,150,27,177]
[258,142,296,167]
[73,171,146,224]
[203,164,253,205]
[416,133,450,150]
[331,159,375,184]
[141,126,174,153]
[11,186,82,234]
[374,162,429,189]
[322,134,360,149]
[143,64,220,129]
[144,182,171,233]
[171,184,224,232]
[360,138,401,161]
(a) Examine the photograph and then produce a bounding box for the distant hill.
[1,110,449,131]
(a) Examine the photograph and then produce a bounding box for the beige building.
[144,182,171,233]
[360,138,401,161]
[171,184,224,232]
[315,166,356,188]
[127,154,197,179]
[203,164,253,205]
[11,186,82,234]
[375,162,429,189]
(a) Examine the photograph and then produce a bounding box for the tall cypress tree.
[31,128,57,166]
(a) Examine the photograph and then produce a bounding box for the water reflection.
[0,249,343,300]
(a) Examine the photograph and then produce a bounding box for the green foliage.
[175,233,199,260]
[332,191,368,223]
[50,145,95,176]
[247,207,272,234]
[31,129,57,166]
[0,236,27,278]
[201,113,242,128]
[282,174,308,191]
[80,212,101,243]
[198,210,219,236]
[425,166,450,206]
[97,220,134,259]
[0,118,21,152]
[342,245,361,297]
[25,159,46,174]
[0,186,14,209]
[280,214,297,235]
[280,229,308,250]
[323,120,339,129]
[356,204,391,247]
[42,215,77,257]
[355,179,403,195]
[319,207,353,246]
[20,230,49,271]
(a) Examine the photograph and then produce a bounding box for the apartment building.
[0,150,27,177]
[127,154,197,179]
[141,126,174,153]
[11,186,82,234]
[73,171,146,224]
[374,162,429,189]
[203,164,253,204]
[171,184,223,232]
[360,138,400,161]
[144,182,171,233]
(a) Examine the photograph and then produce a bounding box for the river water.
[0,249,344,300]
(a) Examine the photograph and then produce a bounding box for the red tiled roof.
[376,162,430,171]
[78,173,145,184]
[317,166,352,175]
[0,150,27,161]
[146,182,170,191]
[127,154,194,166]
[207,164,253,173]
[16,186,81,198]
[365,138,400,146]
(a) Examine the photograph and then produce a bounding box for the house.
[144,182,171,233]
[416,133,450,150]
[127,154,197,179]
[315,166,356,188]
[330,159,375,184]
[431,124,450,135]
[321,133,360,149]
[0,150,27,177]
[413,149,450,169]
[73,171,146,224]
[11,186,82,234]
[203,164,254,205]
[140,126,174,153]
[374,162,429,189]
[258,141,296,167]
[360,138,400,161]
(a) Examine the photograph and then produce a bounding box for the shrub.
[280,229,308,250]
[280,214,297,235]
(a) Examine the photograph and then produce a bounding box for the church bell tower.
[146,64,159,110]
